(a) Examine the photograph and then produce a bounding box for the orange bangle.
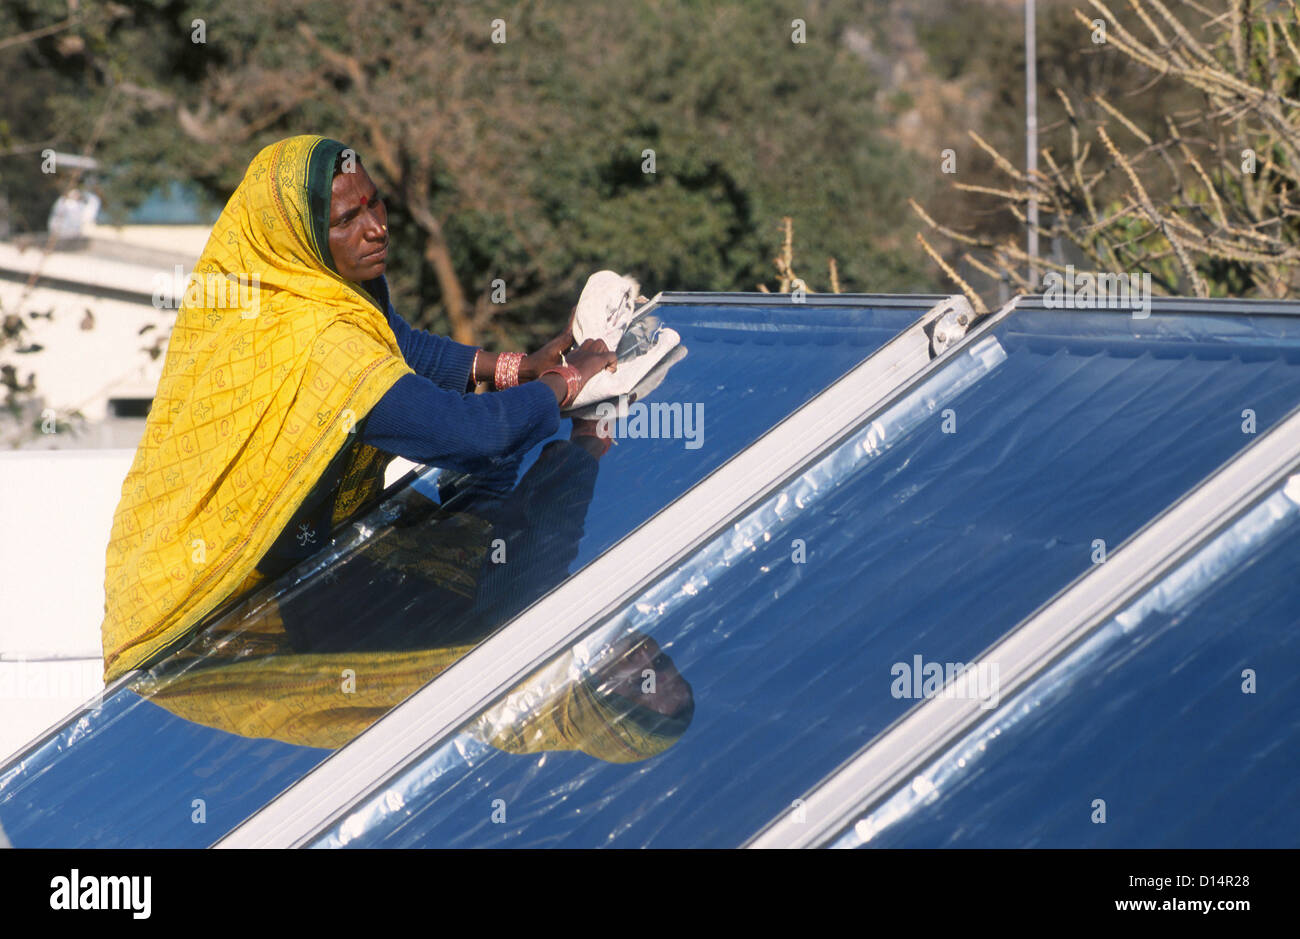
[539,364,581,407]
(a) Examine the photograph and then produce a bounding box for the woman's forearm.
[364,373,560,468]
[538,371,567,405]
[472,349,498,384]
[472,349,541,384]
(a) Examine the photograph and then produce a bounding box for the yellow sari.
[101,135,413,680]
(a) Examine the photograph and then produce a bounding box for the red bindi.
[359,195,369,206]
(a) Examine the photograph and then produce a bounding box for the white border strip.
[217,295,1001,848]
[746,402,1300,848]
[0,669,139,777]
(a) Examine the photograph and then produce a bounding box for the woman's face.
[328,163,389,282]
[595,635,692,718]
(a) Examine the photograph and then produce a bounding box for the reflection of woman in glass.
[274,416,617,653]
[101,135,616,680]
[134,366,694,762]
[477,630,695,764]
[133,625,694,763]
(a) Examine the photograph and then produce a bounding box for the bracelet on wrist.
[539,364,582,408]
[493,351,526,390]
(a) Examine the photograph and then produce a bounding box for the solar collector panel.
[831,477,1300,848]
[0,297,933,848]
[305,306,1300,848]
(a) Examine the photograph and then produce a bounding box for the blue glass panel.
[836,481,1300,848]
[315,307,1300,848]
[0,300,924,847]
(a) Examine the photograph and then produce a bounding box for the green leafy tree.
[16,0,928,349]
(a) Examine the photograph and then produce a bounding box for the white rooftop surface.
[0,223,210,293]
[0,281,174,423]
[0,450,130,762]
[86,223,212,260]
[0,451,417,763]
[0,243,179,300]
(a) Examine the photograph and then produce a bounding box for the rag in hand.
[567,270,683,410]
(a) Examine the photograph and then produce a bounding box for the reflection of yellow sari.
[131,604,689,763]
[101,135,413,680]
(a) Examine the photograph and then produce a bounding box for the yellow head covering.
[475,673,694,763]
[101,135,413,680]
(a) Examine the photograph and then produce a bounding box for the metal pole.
[1026,0,1039,288]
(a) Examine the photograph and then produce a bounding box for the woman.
[126,399,695,766]
[100,134,615,681]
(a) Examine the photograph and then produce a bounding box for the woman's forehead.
[330,164,376,217]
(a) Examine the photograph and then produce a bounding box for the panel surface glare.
[836,481,1300,848]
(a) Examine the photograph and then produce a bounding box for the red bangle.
[539,364,581,408]
[493,351,525,390]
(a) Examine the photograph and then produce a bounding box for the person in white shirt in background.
[47,187,101,241]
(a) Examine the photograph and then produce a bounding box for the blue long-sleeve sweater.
[276,438,601,653]
[252,278,559,579]
[362,278,559,471]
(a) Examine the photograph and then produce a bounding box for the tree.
[913,0,1300,307]
[31,0,928,348]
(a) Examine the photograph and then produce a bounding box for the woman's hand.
[567,338,618,382]
[571,414,615,460]
[538,337,617,408]
[522,306,577,380]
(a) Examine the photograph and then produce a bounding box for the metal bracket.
[924,296,976,357]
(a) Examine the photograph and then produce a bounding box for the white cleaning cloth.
[566,272,683,411]
[571,270,642,351]
[568,344,689,421]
